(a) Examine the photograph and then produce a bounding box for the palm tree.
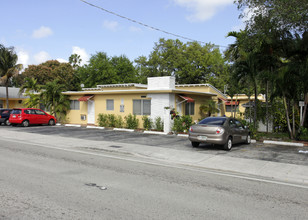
[18,77,41,94]
[0,44,22,108]
[40,79,70,121]
[199,99,220,118]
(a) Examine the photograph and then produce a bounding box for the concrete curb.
[64,124,81,128]
[144,131,168,135]
[113,128,135,132]
[263,140,304,147]
[86,125,105,129]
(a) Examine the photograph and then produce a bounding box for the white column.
[164,108,171,133]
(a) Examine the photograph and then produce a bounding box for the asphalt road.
[1,137,308,219]
[1,125,307,166]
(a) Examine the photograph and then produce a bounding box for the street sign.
[299,101,305,107]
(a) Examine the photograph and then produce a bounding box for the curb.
[144,131,168,135]
[64,124,81,128]
[263,140,304,147]
[113,128,135,132]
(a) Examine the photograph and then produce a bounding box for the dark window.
[199,117,226,125]
[12,109,22,114]
[35,110,45,115]
[185,102,195,115]
[226,105,239,112]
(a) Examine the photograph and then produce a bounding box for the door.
[87,100,95,124]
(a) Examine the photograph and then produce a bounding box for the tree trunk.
[266,80,269,133]
[5,84,9,108]
[254,82,258,130]
[300,92,308,127]
[292,101,295,138]
[248,95,252,124]
[283,95,293,139]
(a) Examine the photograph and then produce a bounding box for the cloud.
[57,58,68,63]
[72,46,89,66]
[173,0,233,22]
[129,26,142,32]
[231,7,254,31]
[17,49,30,69]
[103,20,119,31]
[34,51,51,64]
[32,26,53,39]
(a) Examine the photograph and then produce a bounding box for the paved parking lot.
[1,124,307,166]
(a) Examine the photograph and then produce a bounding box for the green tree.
[40,80,70,122]
[135,38,229,90]
[77,52,137,88]
[199,99,220,118]
[0,44,22,108]
[69,54,82,70]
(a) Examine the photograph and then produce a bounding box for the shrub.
[142,116,152,130]
[115,115,124,128]
[97,113,108,127]
[125,114,139,129]
[172,115,193,133]
[154,117,164,131]
[107,114,116,127]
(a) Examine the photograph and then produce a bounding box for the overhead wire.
[79,0,228,48]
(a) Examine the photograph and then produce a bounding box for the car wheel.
[5,119,11,126]
[48,119,55,126]
[22,120,29,127]
[246,134,251,144]
[223,137,232,151]
[191,142,200,148]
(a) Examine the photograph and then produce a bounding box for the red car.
[9,108,56,127]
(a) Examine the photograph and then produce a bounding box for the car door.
[26,109,37,124]
[228,119,239,143]
[35,109,48,124]
[234,119,247,143]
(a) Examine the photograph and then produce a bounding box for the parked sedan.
[9,108,56,127]
[188,117,251,150]
[0,109,12,125]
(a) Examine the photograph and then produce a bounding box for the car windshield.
[12,109,22,114]
[199,117,226,125]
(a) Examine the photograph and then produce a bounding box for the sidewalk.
[2,129,308,186]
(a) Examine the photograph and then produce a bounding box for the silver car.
[188,117,251,150]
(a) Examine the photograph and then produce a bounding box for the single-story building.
[62,76,228,132]
[0,87,28,109]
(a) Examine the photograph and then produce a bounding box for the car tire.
[22,120,29,127]
[48,119,55,126]
[5,119,11,126]
[191,142,200,148]
[223,137,232,151]
[246,134,251,144]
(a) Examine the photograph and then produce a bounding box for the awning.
[225,101,239,106]
[78,95,94,102]
[179,95,194,103]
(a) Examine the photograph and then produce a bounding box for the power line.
[79,0,227,48]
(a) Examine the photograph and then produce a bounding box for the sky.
[1,0,246,69]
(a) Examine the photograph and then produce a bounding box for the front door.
[87,100,95,124]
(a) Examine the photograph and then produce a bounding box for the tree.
[77,52,138,88]
[69,54,82,70]
[135,38,229,90]
[20,60,80,90]
[0,44,22,108]
[235,0,308,33]
[40,80,70,122]
[199,100,220,118]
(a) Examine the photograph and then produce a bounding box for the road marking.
[2,138,308,190]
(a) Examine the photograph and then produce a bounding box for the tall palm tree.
[40,79,70,121]
[0,44,22,108]
[199,99,220,117]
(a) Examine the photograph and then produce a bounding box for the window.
[70,100,80,110]
[226,105,239,112]
[106,99,114,111]
[35,110,45,115]
[133,99,151,115]
[185,102,195,115]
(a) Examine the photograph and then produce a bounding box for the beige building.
[63,76,228,132]
[225,94,266,118]
[0,87,28,109]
